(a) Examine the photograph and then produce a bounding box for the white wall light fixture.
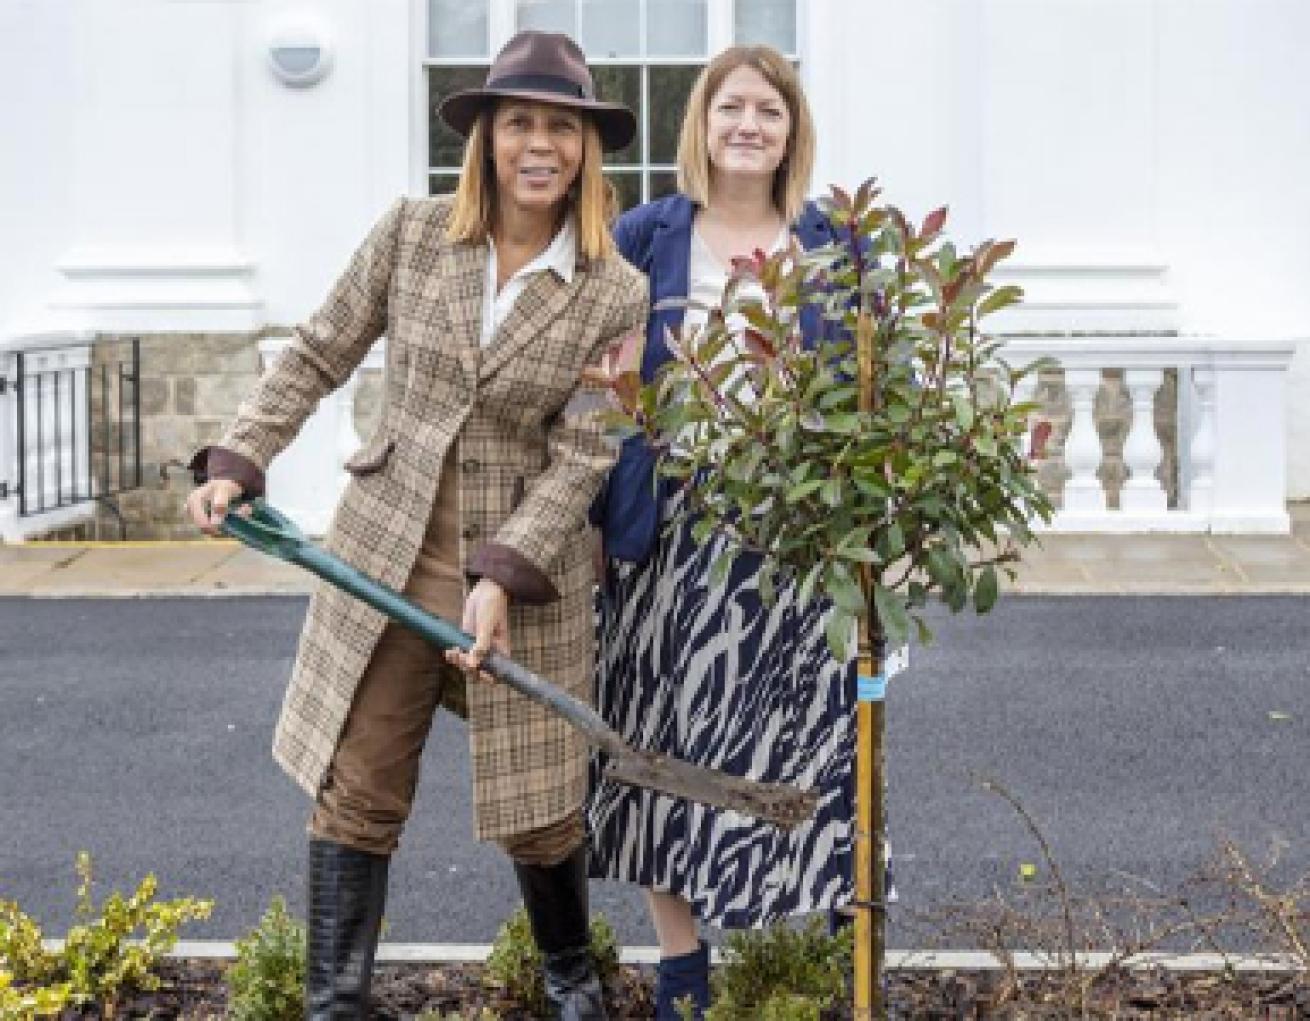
[267,19,333,87]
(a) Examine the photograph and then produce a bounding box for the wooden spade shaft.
[221,500,818,829]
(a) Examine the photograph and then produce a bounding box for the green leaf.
[797,562,823,607]
[873,584,910,646]
[826,563,867,615]
[709,548,735,588]
[786,479,824,503]
[825,611,854,660]
[974,564,999,614]
[977,284,1023,318]
[953,394,975,431]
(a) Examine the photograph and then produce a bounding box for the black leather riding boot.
[306,838,389,1021]
[513,845,607,1021]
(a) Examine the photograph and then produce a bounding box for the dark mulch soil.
[42,959,1310,1019]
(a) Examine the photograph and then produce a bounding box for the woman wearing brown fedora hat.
[185,30,645,1021]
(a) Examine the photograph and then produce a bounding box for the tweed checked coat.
[210,196,648,841]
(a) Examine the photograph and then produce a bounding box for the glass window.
[648,64,700,165]
[649,170,679,200]
[580,0,640,58]
[429,174,461,195]
[734,0,796,54]
[606,171,643,212]
[646,0,706,57]
[591,65,642,165]
[428,66,491,168]
[426,1,796,210]
[429,0,488,57]
[516,0,576,35]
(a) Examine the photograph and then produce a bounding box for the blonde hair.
[446,103,617,261]
[676,45,815,222]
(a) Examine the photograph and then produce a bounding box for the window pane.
[591,64,641,165]
[517,0,576,35]
[734,0,796,54]
[429,174,460,195]
[648,64,700,165]
[606,170,642,212]
[647,0,706,56]
[429,0,488,58]
[428,65,490,168]
[580,0,640,57]
[649,170,679,200]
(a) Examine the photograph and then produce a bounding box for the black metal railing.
[1,336,142,535]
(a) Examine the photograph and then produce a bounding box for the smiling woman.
[184,28,647,1021]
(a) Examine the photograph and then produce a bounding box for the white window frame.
[412,0,805,202]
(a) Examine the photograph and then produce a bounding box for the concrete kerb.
[38,941,1307,973]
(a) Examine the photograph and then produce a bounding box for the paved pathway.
[4,503,1309,597]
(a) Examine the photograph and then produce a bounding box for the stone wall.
[70,332,265,540]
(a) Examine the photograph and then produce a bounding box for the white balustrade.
[1060,367,1107,519]
[1120,368,1167,515]
[1000,335,1301,533]
[0,332,97,542]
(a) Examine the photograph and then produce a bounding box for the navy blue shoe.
[655,940,710,1020]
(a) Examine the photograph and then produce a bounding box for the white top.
[684,224,791,338]
[481,216,578,347]
[673,224,791,455]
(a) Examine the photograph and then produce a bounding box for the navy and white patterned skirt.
[586,490,859,928]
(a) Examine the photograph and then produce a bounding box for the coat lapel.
[436,238,485,386]
[479,268,584,382]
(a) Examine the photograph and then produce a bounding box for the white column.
[0,350,18,540]
[1187,365,1215,524]
[1120,368,1168,515]
[1059,367,1106,517]
[1208,359,1292,533]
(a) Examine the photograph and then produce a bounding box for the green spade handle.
[219,499,818,829]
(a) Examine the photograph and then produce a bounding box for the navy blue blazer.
[591,192,837,562]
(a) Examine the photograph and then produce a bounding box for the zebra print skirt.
[586,491,858,928]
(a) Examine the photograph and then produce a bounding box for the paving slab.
[1206,535,1310,585]
[19,543,240,596]
[190,545,314,594]
[0,546,86,592]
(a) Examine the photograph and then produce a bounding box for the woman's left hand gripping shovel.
[221,499,818,830]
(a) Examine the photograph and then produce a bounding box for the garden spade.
[220,499,817,829]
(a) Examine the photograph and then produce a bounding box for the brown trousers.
[308,458,583,865]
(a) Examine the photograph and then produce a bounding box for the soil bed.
[41,959,1309,1019]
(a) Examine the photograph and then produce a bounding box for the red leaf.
[744,328,777,360]
[1030,419,1053,460]
[920,206,948,238]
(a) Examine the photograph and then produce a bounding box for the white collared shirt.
[481,216,578,347]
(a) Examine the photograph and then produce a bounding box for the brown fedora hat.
[438,31,636,153]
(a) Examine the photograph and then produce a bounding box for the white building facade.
[1,0,1306,538]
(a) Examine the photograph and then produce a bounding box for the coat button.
[461,523,480,540]
[461,458,481,473]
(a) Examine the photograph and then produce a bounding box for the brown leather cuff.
[188,445,266,499]
[467,542,560,605]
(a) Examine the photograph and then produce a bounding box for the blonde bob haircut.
[676,45,815,223]
[446,102,617,261]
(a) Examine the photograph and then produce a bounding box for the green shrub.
[0,970,70,1021]
[225,896,306,1021]
[684,918,851,1021]
[483,907,619,1015]
[0,905,54,985]
[0,852,212,1018]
